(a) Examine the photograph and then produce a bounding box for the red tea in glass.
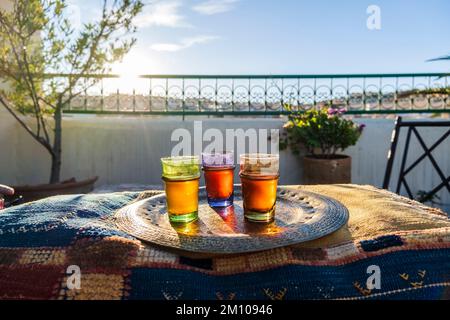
[202,152,234,207]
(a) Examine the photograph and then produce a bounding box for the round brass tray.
[114,186,348,254]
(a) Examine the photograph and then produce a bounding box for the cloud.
[192,0,239,15]
[65,2,82,30]
[135,1,191,28]
[150,35,219,52]
[65,0,102,30]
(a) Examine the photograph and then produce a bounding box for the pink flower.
[328,107,347,116]
[358,124,366,132]
[327,108,338,115]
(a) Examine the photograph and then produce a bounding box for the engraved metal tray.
[114,186,348,254]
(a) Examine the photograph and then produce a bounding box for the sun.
[109,51,162,93]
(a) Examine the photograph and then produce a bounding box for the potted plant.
[0,0,143,201]
[281,106,365,184]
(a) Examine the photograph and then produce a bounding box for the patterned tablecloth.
[0,184,449,300]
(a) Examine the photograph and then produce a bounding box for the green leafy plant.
[0,0,143,183]
[427,54,450,62]
[280,106,364,158]
[426,54,449,79]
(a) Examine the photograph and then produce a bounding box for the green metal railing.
[53,73,450,116]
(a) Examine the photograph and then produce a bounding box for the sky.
[68,0,450,75]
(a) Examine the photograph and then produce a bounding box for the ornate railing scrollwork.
[45,73,450,115]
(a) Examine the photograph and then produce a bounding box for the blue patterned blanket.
[0,189,449,300]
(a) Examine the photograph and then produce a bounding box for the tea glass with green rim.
[161,156,200,223]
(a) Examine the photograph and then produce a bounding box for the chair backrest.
[383,116,450,202]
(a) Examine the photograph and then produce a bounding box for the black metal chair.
[383,116,450,203]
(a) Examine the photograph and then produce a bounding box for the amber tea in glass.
[202,151,235,207]
[239,153,279,222]
[161,156,200,223]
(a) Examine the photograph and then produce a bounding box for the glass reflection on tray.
[170,202,286,237]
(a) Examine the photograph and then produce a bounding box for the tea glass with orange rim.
[161,156,200,223]
[201,151,235,208]
[239,153,279,223]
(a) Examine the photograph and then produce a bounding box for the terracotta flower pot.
[303,155,351,184]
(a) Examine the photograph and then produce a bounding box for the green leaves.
[427,54,450,62]
[1,0,144,109]
[0,0,144,182]
[281,106,364,158]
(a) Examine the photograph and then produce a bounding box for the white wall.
[0,0,13,11]
[0,108,449,212]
